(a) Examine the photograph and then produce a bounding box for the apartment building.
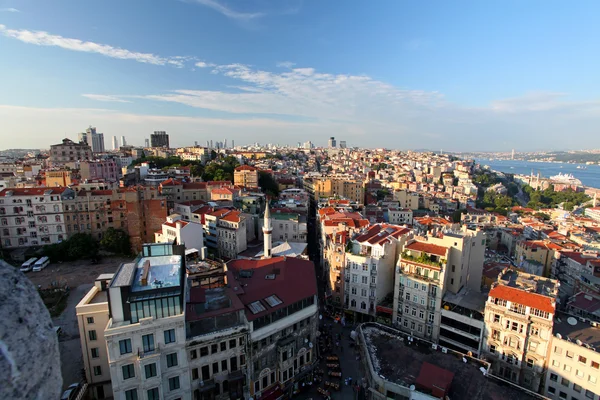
[269,212,307,243]
[160,180,231,210]
[516,240,559,277]
[104,243,190,400]
[79,160,119,182]
[216,210,247,259]
[118,186,168,252]
[481,269,558,392]
[76,274,114,399]
[49,138,93,166]
[45,170,74,187]
[388,207,413,225]
[0,187,72,248]
[393,228,486,342]
[185,261,248,400]
[227,256,319,399]
[585,207,600,222]
[344,224,410,320]
[62,189,125,241]
[393,189,420,210]
[155,214,205,251]
[544,315,600,400]
[304,176,365,204]
[233,165,259,188]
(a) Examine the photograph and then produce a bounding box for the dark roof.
[226,256,317,321]
[0,187,69,196]
[415,362,454,398]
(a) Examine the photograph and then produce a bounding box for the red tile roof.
[160,178,182,186]
[163,220,189,229]
[0,187,69,196]
[235,165,258,171]
[354,224,410,245]
[489,285,555,313]
[406,241,448,257]
[226,256,317,321]
[221,210,242,223]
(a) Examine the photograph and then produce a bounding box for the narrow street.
[295,199,366,400]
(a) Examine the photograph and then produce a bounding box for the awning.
[260,385,284,400]
[185,248,200,256]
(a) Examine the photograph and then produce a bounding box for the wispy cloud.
[187,0,264,20]
[82,94,131,103]
[0,8,19,12]
[0,24,188,66]
[276,61,296,68]
[195,61,216,68]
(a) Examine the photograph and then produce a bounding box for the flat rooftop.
[554,313,600,349]
[362,324,541,400]
[499,269,557,298]
[90,290,108,304]
[443,287,487,313]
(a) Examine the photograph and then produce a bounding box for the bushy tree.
[258,171,280,197]
[100,228,131,255]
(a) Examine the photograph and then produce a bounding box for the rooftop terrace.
[499,268,557,298]
[554,313,600,350]
[361,323,543,400]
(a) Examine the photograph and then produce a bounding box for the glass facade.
[130,295,182,323]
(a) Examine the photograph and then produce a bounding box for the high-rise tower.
[262,202,272,259]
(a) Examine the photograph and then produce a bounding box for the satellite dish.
[567,317,578,326]
[309,342,313,348]
[576,339,583,346]
[410,385,416,391]
[305,338,309,343]
[556,333,562,339]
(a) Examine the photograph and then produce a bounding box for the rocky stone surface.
[0,260,62,400]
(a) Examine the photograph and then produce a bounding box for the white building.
[0,187,73,248]
[155,214,205,252]
[388,207,413,225]
[344,224,410,319]
[216,210,247,259]
[104,243,191,400]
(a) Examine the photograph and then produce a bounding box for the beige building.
[233,165,259,188]
[393,189,420,210]
[481,268,558,392]
[515,240,559,277]
[45,170,74,187]
[76,274,114,399]
[545,315,600,400]
[304,176,365,204]
[216,210,247,259]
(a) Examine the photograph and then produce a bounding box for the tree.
[563,201,575,211]
[100,228,131,255]
[534,212,550,221]
[258,171,280,197]
[452,209,464,223]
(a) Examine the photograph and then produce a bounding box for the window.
[147,388,159,400]
[566,350,574,359]
[554,346,563,355]
[593,361,600,370]
[164,329,176,344]
[122,364,135,380]
[548,386,556,394]
[229,339,236,349]
[490,345,496,354]
[553,360,560,367]
[221,342,227,351]
[222,359,228,372]
[550,373,558,382]
[119,339,132,355]
[169,376,180,391]
[88,330,97,341]
[145,363,157,379]
[167,352,178,368]
[87,317,94,324]
[493,314,500,323]
[564,364,572,372]
[142,334,155,352]
[589,375,597,384]
[561,377,570,387]
[586,390,596,399]
[559,391,567,399]
[577,369,585,379]
[190,349,197,359]
[125,389,138,400]
[93,366,102,376]
[192,368,199,380]
[526,358,534,368]
[213,362,219,374]
[91,348,99,358]
[574,383,583,393]
[579,355,588,364]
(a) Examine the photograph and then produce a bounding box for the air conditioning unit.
[432,344,438,350]
[441,347,448,353]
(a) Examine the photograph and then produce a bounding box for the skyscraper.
[328,136,336,148]
[144,138,150,148]
[231,140,234,148]
[80,126,105,153]
[150,131,169,148]
[339,140,347,149]
[112,136,119,150]
[121,136,127,147]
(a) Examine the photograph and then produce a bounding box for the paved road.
[54,283,93,391]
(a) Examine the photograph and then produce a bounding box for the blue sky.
[1,0,600,151]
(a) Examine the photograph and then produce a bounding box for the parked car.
[61,383,80,400]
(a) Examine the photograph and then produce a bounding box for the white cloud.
[82,94,131,103]
[188,0,264,20]
[276,61,296,68]
[0,24,188,66]
[195,61,216,68]
[0,8,19,12]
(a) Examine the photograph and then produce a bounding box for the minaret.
[263,201,272,259]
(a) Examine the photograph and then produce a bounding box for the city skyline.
[2,1,600,151]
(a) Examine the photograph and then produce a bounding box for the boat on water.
[549,173,582,185]
[577,165,587,170]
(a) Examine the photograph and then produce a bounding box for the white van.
[20,257,38,272]
[32,256,50,272]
